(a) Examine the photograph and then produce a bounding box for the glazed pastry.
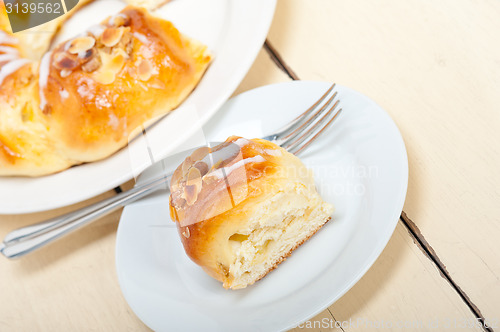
[169,136,334,289]
[0,6,211,176]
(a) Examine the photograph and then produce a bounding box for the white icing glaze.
[0,31,18,45]
[0,53,19,63]
[263,148,282,157]
[87,25,106,39]
[0,58,30,86]
[0,46,19,54]
[109,13,128,25]
[63,33,88,52]
[38,51,52,110]
[201,142,240,167]
[209,155,266,180]
[232,138,251,147]
[133,32,149,44]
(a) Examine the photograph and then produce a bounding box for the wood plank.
[267,0,500,323]
[289,223,483,332]
[232,48,291,97]
[330,222,483,332]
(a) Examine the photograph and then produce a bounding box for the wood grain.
[267,0,500,324]
[288,223,483,332]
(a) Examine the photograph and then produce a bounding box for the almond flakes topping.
[137,59,153,81]
[101,27,124,48]
[53,52,79,71]
[67,36,95,55]
[182,227,190,238]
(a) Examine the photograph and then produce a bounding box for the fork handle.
[1,172,172,259]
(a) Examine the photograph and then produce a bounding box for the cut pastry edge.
[221,190,334,290]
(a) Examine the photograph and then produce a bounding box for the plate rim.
[0,0,277,214]
[116,80,409,331]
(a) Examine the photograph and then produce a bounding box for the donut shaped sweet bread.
[0,6,211,176]
[169,137,334,289]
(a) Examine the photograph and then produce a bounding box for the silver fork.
[0,84,342,259]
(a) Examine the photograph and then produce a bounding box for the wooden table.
[1,0,499,330]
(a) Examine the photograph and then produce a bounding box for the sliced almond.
[170,168,183,192]
[186,167,202,186]
[190,146,210,161]
[81,54,101,73]
[186,167,203,200]
[182,227,190,238]
[109,52,126,72]
[110,14,130,27]
[93,71,115,85]
[92,51,126,85]
[181,157,193,177]
[175,206,185,221]
[184,185,198,205]
[194,161,209,177]
[118,31,133,56]
[137,59,153,81]
[79,47,97,61]
[67,36,95,55]
[113,47,130,60]
[53,52,79,71]
[101,27,124,48]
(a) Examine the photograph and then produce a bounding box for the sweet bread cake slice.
[0,6,211,176]
[169,136,334,289]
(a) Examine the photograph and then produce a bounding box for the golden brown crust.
[0,6,211,176]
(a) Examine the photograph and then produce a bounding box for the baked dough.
[0,6,211,176]
[169,137,334,289]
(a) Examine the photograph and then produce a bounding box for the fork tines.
[280,84,342,155]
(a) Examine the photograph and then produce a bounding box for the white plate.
[116,81,409,331]
[0,0,276,214]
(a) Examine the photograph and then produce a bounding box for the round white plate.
[0,0,276,214]
[116,81,409,331]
